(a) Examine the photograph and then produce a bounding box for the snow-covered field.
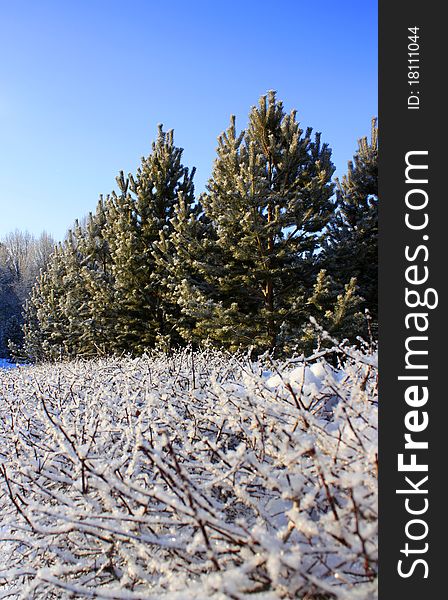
[0,347,378,599]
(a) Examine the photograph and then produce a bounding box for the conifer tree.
[21,243,69,361]
[76,198,115,354]
[21,126,195,359]
[298,270,364,353]
[164,91,335,353]
[322,118,378,329]
[104,125,195,353]
[102,181,146,353]
[153,193,216,345]
[21,204,113,360]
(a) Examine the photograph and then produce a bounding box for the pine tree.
[76,198,115,355]
[21,243,69,361]
[103,125,195,353]
[153,193,217,346]
[20,126,195,360]
[131,126,195,347]
[322,118,378,329]
[20,204,113,360]
[164,91,335,353]
[298,270,364,353]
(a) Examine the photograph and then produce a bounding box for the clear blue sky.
[0,0,377,241]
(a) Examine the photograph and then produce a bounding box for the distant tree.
[33,231,57,273]
[0,253,20,356]
[0,230,55,358]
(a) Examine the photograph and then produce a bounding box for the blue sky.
[0,0,377,240]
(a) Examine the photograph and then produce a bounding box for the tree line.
[7,92,377,361]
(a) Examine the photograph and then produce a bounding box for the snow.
[0,346,378,599]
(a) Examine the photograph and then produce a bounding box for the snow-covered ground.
[0,347,378,599]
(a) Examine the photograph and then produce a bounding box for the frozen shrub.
[0,346,377,599]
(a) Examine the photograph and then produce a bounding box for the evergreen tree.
[104,125,195,353]
[298,270,364,353]
[21,243,69,361]
[76,198,115,355]
[58,225,108,358]
[20,207,112,360]
[322,118,378,329]
[103,180,146,353]
[131,125,195,348]
[164,91,335,353]
[153,193,216,346]
[21,125,195,360]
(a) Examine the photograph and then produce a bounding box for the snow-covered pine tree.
[165,92,335,353]
[322,118,378,331]
[296,269,364,354]
[102,179,146,353]
[19,292,43,362]
[132,126,195,349]
[57,226,101,357]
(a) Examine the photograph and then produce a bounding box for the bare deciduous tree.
[0,230,55,357]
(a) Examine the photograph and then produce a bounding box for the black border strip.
[379,1,445,595]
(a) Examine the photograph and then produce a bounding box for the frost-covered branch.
[0,347,377,599]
